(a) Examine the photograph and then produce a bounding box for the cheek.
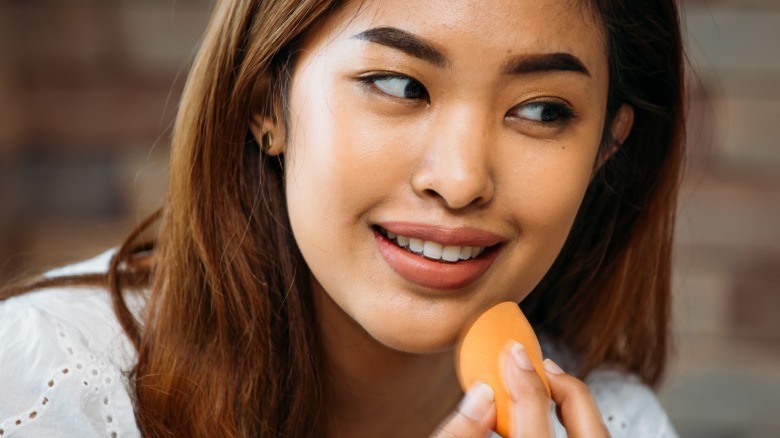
[525,157,593,226]
[498,138,600,269]
[285,79,410,225]
[285,65,356,221]
[283,66,406,268]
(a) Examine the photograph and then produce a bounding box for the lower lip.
[373,230,500,290]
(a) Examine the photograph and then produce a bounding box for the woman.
[0,0,683,436]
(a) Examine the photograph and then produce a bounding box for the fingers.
[431,382,496,438]
[503,342,553,438]
[544,359,610,438]
[437,349,607,438]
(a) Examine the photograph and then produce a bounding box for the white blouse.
[0,251,678,437]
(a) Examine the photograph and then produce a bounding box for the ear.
[249,74,286,156]
[249,112,285,156]
[596,103,634,168]
[611,103,634,146]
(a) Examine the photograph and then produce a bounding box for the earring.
[261,131,273,152]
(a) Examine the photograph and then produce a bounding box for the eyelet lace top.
[0,251,678,437]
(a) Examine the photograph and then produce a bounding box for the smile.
[373,222,503,290]
[378,228,486,263]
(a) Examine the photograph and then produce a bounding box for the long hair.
[125,1,341,436]
[2,0,685,435]
[522,0,685,386]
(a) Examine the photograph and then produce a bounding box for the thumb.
[431,382,497,438]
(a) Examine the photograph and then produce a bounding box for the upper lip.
[376,221,505,247]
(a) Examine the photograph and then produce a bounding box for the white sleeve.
[589,370,677,437]
[550,369,678,438]
[0,289,140,438]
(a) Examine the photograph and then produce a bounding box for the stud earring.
[261,131,273,152]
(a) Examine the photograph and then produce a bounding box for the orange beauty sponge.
[456,302,550,437]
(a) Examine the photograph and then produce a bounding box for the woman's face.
[282,0,609,352]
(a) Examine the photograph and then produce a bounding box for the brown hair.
[522,0,685,387]
[2,0,684,435]
[127,1,338,435]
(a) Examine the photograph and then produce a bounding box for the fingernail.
[510,341,534,371]
[458,381,494,421]
[543,358,565,375]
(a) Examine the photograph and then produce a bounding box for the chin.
[361,318,462,355]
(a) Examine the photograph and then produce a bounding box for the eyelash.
[357,73,576,125]
[506,100,577,126]
[357,73,430,102]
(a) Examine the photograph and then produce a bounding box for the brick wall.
[0,0,209,277]
[661,3,780,437]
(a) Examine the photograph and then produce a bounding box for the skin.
[252,0,632,435]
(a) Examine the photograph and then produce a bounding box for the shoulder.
[585,369,678,438]
[0,251,141,437]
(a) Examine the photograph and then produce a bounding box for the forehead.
[305,0,606,77]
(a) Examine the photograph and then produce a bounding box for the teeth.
[441,245,461,262]
[383,229,487,262]
[409,238,425,253]
[422,241,443,259]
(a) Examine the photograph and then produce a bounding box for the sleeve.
[0,291,140,438]
[548,369,678,438]
[586,370,678,438]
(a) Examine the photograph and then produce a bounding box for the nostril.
[419,183,492,210]
[410,157,495,210]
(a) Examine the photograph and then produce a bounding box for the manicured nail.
[543,358,565,375]
[458,381,494,421]
[510,342,534,371]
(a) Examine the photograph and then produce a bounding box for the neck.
[314,285,463,438]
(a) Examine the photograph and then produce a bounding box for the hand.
[431,380,496,438]
[432,343,609,437]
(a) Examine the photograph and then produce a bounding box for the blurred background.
[0,0,778,436]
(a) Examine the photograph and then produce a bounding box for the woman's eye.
[368,75,427,99]
[511,102,574,123]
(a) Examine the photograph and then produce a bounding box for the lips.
[379,227,487,262]
[373,222,503,290]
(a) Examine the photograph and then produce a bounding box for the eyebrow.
[502,53,590,77]
[352,26,590,77]
[352,27,449,68]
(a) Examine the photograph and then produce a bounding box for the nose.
[410,106,495,210]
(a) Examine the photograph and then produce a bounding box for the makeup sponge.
[456,302,550,437]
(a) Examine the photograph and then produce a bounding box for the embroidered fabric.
[0,251,677,437]
[0,251,139,437]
